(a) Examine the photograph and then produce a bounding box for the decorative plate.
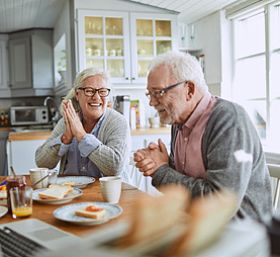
[53,202,123,225]
[0,206,8,218]
[32,188,83,205]
[50,176,95,189]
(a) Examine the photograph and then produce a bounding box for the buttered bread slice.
[39,185,73,200]
[75,205,106,219]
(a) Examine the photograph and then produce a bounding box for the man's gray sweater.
[152,98,272,223]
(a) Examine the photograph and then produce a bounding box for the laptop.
[0,218,81,251]
[0,218,270,257]
[0,218,127,257]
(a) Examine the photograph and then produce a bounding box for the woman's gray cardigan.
[35,108,131,177]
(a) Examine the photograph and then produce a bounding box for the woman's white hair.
[148,51,208,93]
[61,67,111,113]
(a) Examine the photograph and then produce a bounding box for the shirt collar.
[183,91,211,130]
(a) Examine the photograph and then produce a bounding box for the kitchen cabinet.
[7,139,46,175]
[131,128,171,152]
[0,35,10,97]
[0,129,10,175]
[128,128,170,195]
[8,29,54,97]
[77,10,178,85]
[130,13,177,84]
[6,131,55,175]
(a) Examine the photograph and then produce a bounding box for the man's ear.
[186,81,195,100]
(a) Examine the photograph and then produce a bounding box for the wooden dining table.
[0,176,148,237]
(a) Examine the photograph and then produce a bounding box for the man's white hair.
[148,51,208,93]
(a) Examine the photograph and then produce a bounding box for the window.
[232,2,280,151]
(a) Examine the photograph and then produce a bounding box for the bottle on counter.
[4,113,9,126]
[130,107,136,130]
[0,112,5,127]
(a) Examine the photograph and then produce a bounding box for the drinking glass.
[10,186,33,219]
[6,175,26,214]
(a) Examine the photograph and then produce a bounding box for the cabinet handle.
[9,84,12,88]
[125,77,129,80]
[132,77,136,80]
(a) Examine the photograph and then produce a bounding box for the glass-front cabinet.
[78,10,130,84]
[131,13,177,83]
[77,10,177,84]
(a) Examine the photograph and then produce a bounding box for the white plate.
[53,202,123,225]
[32,188,83,205]
[0,206,8,218]
[50,176,95,188]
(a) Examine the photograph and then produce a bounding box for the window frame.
[231,1,280,156]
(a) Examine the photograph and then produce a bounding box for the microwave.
[10,106,49,126]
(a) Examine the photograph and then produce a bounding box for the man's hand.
[133,139,169,176]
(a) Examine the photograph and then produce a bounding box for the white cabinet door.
[77,10,178,85]
[129,133,171,195]
[7,140,46,175]
[77,10,130,84]
[131,133,171,152]
[130,13,178,84]
[9,37,32,89]
[0,36,9,92]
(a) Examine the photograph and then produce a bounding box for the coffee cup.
[99,176,122,204]
[29,168,49,189]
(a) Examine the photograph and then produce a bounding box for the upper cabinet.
[8,29,54,97]
[0,35,10,97]
[77,10,178,85]
[130,13,177,84]
[78,10,130,84]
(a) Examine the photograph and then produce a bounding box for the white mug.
[29,168,49,189]
[99,176,122,204]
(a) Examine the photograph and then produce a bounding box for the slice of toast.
[38,185,73,200]
[75,205,106,219]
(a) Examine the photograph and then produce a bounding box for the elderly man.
[134,51,272,223]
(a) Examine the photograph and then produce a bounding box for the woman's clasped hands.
[61,99,86,144]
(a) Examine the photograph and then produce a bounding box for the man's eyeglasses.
[145,80,188,99]
[77,87,110,97]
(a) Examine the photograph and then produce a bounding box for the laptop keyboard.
[0,227,47,257]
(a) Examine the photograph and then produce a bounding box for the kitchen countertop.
[8,127,171,141]
[0,127,12,132]
[8,131,52,141]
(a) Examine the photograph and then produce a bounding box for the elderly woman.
[35,68,130,178]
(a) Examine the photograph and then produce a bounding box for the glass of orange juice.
[9,186,33,219]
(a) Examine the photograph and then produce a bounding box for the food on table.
[0,184,7,198]
[75,205,106,219]
[62,181,76,187]
[38,185,73,200]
